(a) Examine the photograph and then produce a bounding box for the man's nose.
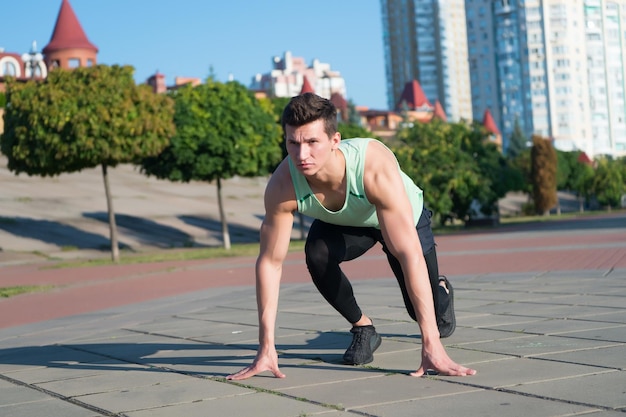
[297,144,309,160]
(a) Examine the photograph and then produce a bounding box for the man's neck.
[307,149,346,192]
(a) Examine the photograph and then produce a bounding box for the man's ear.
[331,131,341,149]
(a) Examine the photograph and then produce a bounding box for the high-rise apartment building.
[381,0,473,122]
[467,0,626,157]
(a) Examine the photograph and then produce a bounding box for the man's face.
[285,119,340,176]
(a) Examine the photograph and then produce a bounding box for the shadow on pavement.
[0,217,128,250]
[0,333,382,378]
[178,215,260,244]
[84,212,201,249]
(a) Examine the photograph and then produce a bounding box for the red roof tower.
[482,109,500,135]
[43,0,98,70]
[432,100,447,122]
[299,76,315,95]
[396,80,432,111]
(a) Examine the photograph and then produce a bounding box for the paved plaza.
[0,160,625,416]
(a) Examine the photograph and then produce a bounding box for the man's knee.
[305,238,330,270]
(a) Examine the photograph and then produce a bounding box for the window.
[0,60,17,76]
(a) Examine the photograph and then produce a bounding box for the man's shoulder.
[266,159,297,210]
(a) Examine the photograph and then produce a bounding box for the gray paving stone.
[545,294,626,309]
[455,313,541,328]
[77,377,254,413]
[124,391,337,417]
[463,301,619,319]
[439,356,614,389]
[281,373,481,410]
[2,359,133,384]
[234,360,386,392]
[557,325,626,343]
[457,334,621,356]
[0,378,50,405]
[493,318,625,336]
[511,370,626,409]
[0,398,104,417]
[35,368,189,397]
[167,355,305,378]
[0,345,108,374]
[442,326,531,344]
[529,344,626,369]
[354,389,598,417]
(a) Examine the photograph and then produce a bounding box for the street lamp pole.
[21,41,43,80]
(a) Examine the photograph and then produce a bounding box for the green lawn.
[0,285,54,298]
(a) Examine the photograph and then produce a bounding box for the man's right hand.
[226,347,286,381]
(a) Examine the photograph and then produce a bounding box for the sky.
[1,0,389,109]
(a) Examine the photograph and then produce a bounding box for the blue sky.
[1,0,388,109]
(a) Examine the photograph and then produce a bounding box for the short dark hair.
[281,93,338,138]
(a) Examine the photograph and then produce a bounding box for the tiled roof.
[299,76,314,94]
[330,92,347,110]
[43,0,98,54]
[577,152,593,166]
[396,80,432,111]
[432,100,447,121]
[482,109,500,134]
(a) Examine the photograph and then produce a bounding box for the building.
[43,0,98,70]
[467,0,626,158]
[0,0,96,92]
[380,0,473,122]
[0,42,48,92]
[249,51,347,101]
[1,0,97,135]
[145,72,202,94]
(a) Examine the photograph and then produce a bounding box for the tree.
[338,122,377,140]
[1,65,175,262]
[555,150,573,190]
[530,135,558,215]
[507,117,527,159]
[140,79,283,249]
[592,157,625,210]
[392,119,512,225]
[0,91,6,108]
[571,161,595,212]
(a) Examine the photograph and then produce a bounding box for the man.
[227,93,476,380]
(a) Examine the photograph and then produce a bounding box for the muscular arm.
[363,141,476,376]
[227,161,297,380]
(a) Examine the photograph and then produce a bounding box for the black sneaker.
[343,324,382,365]
[437,276,456,338]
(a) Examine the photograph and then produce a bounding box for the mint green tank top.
[287,138,424,228]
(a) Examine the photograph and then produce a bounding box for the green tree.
[571,161,595,212]
[338,122,377,140]
[507,117,527,159]
[392,119,511,225]
[530,135,558,215]
[592,157,625,210]
[140,79,283,249]
[555,150,573,190]
[1,65,175,262]
[0,91,6,108]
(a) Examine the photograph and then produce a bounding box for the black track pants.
[304,207,441,324]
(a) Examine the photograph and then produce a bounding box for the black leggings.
[304,207,441,324]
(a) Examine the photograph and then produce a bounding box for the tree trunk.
[578,196,584,213]
[216,177,231,250]
[101,163,120,262]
